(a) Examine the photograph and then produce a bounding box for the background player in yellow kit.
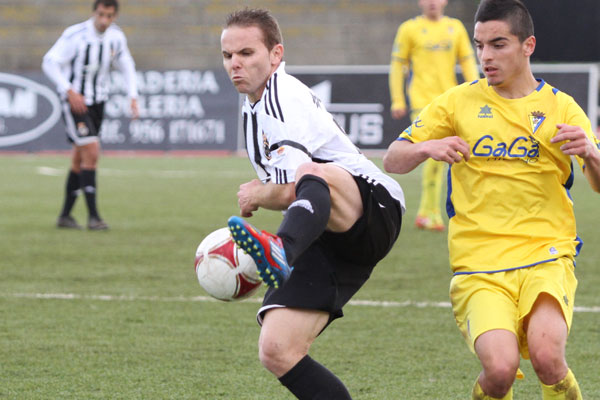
[389,0,479,231]
[384,0,600,399]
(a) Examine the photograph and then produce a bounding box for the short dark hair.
[474,0,533,42]
[225,8,283,50]
[93,0,119,13]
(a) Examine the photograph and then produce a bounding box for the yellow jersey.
[390,15,479,112]
[399,79,600,273]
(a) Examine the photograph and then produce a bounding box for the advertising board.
[0,64,596,153]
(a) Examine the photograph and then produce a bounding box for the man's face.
[93,4,117,33]
[221,25,282,103]
[419,0,447,20]
[474,20,534,87]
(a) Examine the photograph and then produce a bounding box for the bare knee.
[475,330,521,397]
[480,359,519,397]
[79,142,100,170]
[530,347,567,384]
[257,309,326,377]
[70,161,81,173]
[257,336,285,374]
[526,293,569,384]
[258,333,305,377]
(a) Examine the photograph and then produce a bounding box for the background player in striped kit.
[389,0,479,231]
[221,8,404,399]
[42,0,138,230]
[384,0,600,398]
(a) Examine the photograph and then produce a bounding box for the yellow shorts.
[449,257,577,359]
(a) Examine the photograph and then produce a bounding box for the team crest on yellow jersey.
[529,111,546,134]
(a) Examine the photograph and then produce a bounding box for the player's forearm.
[383,139,428,174]
[117,52,139,99]
[389,60,407,110]
[256,182,296,211]
[583,150,600,193]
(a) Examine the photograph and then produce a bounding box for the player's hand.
[551,124,598,160]
[237,179,262,217]
[130,98,139,120]
[67,89,87,115]
[424,136,471,164]
[391,107,407,120]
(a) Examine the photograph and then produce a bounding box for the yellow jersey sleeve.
[389,21,412,111]
[398,83,458,143]
[455,22,479,83]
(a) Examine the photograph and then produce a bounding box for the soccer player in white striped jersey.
[221,8,405,400]
[42,0,138,230]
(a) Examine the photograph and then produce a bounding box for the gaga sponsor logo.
[472,134,540,163]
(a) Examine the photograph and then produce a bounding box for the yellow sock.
[418,158,445,218]
[541,369,582,400]
[472,380,513,400]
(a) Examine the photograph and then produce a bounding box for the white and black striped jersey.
[241,62,405,212]
[42,18,137,104]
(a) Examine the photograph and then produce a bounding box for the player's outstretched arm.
[383,137,470,174]
[552,123,600,193]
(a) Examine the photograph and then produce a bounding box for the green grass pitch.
[1,154,599,399]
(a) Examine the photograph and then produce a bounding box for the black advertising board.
[288,65,410,150]
[0,69,239,152]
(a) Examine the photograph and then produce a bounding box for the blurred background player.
[384,0,600,398]
[221,8,404,399]
[389,0,479,231]
[42,0,138,230]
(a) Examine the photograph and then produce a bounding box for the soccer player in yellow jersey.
[384,0,600,399]
[389,0,479,231]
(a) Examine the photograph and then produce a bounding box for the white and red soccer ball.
[194,227,261,301]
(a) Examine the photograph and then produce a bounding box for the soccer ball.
[194,227,262,301]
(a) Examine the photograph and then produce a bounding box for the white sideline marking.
[4,293,600,313]
[37,166,63,176]
[36,166,197,178]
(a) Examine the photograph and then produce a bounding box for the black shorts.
[258,175,403,327]
[61,101,104,146]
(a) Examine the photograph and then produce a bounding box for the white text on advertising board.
[101,70,226,145]
[0,72,61,147]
